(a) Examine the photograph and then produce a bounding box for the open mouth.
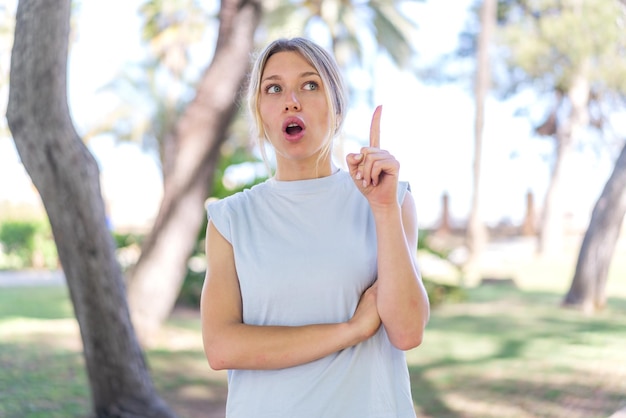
[282,117,305,140]
[285,122,303,135]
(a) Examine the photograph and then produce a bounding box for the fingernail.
[355,153,363,161]
[362,180,368,188]
[356,172,362,180]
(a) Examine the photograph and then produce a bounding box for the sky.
[0,0,617,230]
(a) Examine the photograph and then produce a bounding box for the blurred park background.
[1,0,626,417]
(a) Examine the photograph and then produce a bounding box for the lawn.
[408,286,626,417]
[1,274,625,417]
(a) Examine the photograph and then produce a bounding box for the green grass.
[0,286,74,319]
[408,286,626,418]
[1,284,625,417]
[0,287,226,418]
[0,342,89,418]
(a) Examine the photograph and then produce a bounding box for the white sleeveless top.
[206,170,416,418]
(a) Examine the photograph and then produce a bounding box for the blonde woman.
[201,37,429,418]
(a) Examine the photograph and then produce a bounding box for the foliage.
[497,0,626,95]
[83,0,216,162]
[210,147,269,200]
[417,229,450,259]
[0,221,37,255]
[139,0,211,78]
[0,221,149,274]
[423,278,467,307]
[112,232,144,249]
[263,0,422,105]
[447,0,626,261]
[177,269,205,308]
[0,220,58,270]
[417,229,467,306]
[492,0,626,260]
[112,232,146,272]
[263,0,420,68]
[447,0,626,105]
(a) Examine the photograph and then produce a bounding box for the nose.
[284,91,300,111]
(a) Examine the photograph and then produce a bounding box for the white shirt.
[207,170,416,418]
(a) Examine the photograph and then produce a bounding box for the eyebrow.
[261,71,321,84]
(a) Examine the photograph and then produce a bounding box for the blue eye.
[265,84,281,94]
[303,81,318,91]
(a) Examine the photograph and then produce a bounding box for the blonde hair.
[246,38,348,173]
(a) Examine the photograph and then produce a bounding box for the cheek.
[316,106,331,132]
[263,121,273,137]
[259,120,272,143]
[258,105,274,130]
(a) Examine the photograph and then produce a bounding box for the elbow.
[202,322,240,370]
[205,345,231,371]
[388,315,429,351]
[203,333,235,370]
[208,358,229,371]
[390,330,424,351]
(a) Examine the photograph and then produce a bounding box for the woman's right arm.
[200,221,380,371]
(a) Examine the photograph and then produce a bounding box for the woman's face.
[258,51,331,173]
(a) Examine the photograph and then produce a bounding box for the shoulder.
[205,180,271,241]
[206,181,271,216]
[398,181,411,204]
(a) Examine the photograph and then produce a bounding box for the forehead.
[261,51,319,79]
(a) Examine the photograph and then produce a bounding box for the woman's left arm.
[347,105,430,351]
[371,189,430,350]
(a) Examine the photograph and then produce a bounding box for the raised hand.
[346,105,400,208]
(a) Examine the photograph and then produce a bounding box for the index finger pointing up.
[369,105,382,149]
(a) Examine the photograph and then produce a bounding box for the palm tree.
[264,0,417,63]
[263,0,420,101]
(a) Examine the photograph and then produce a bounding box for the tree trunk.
[538,66,590,257]
[563,141,626,313]
[465,0,496,277]
[6,1,175,417]
[126,0,262,340]
[538,125,570,256]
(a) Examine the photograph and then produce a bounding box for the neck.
[274,159,337,181]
